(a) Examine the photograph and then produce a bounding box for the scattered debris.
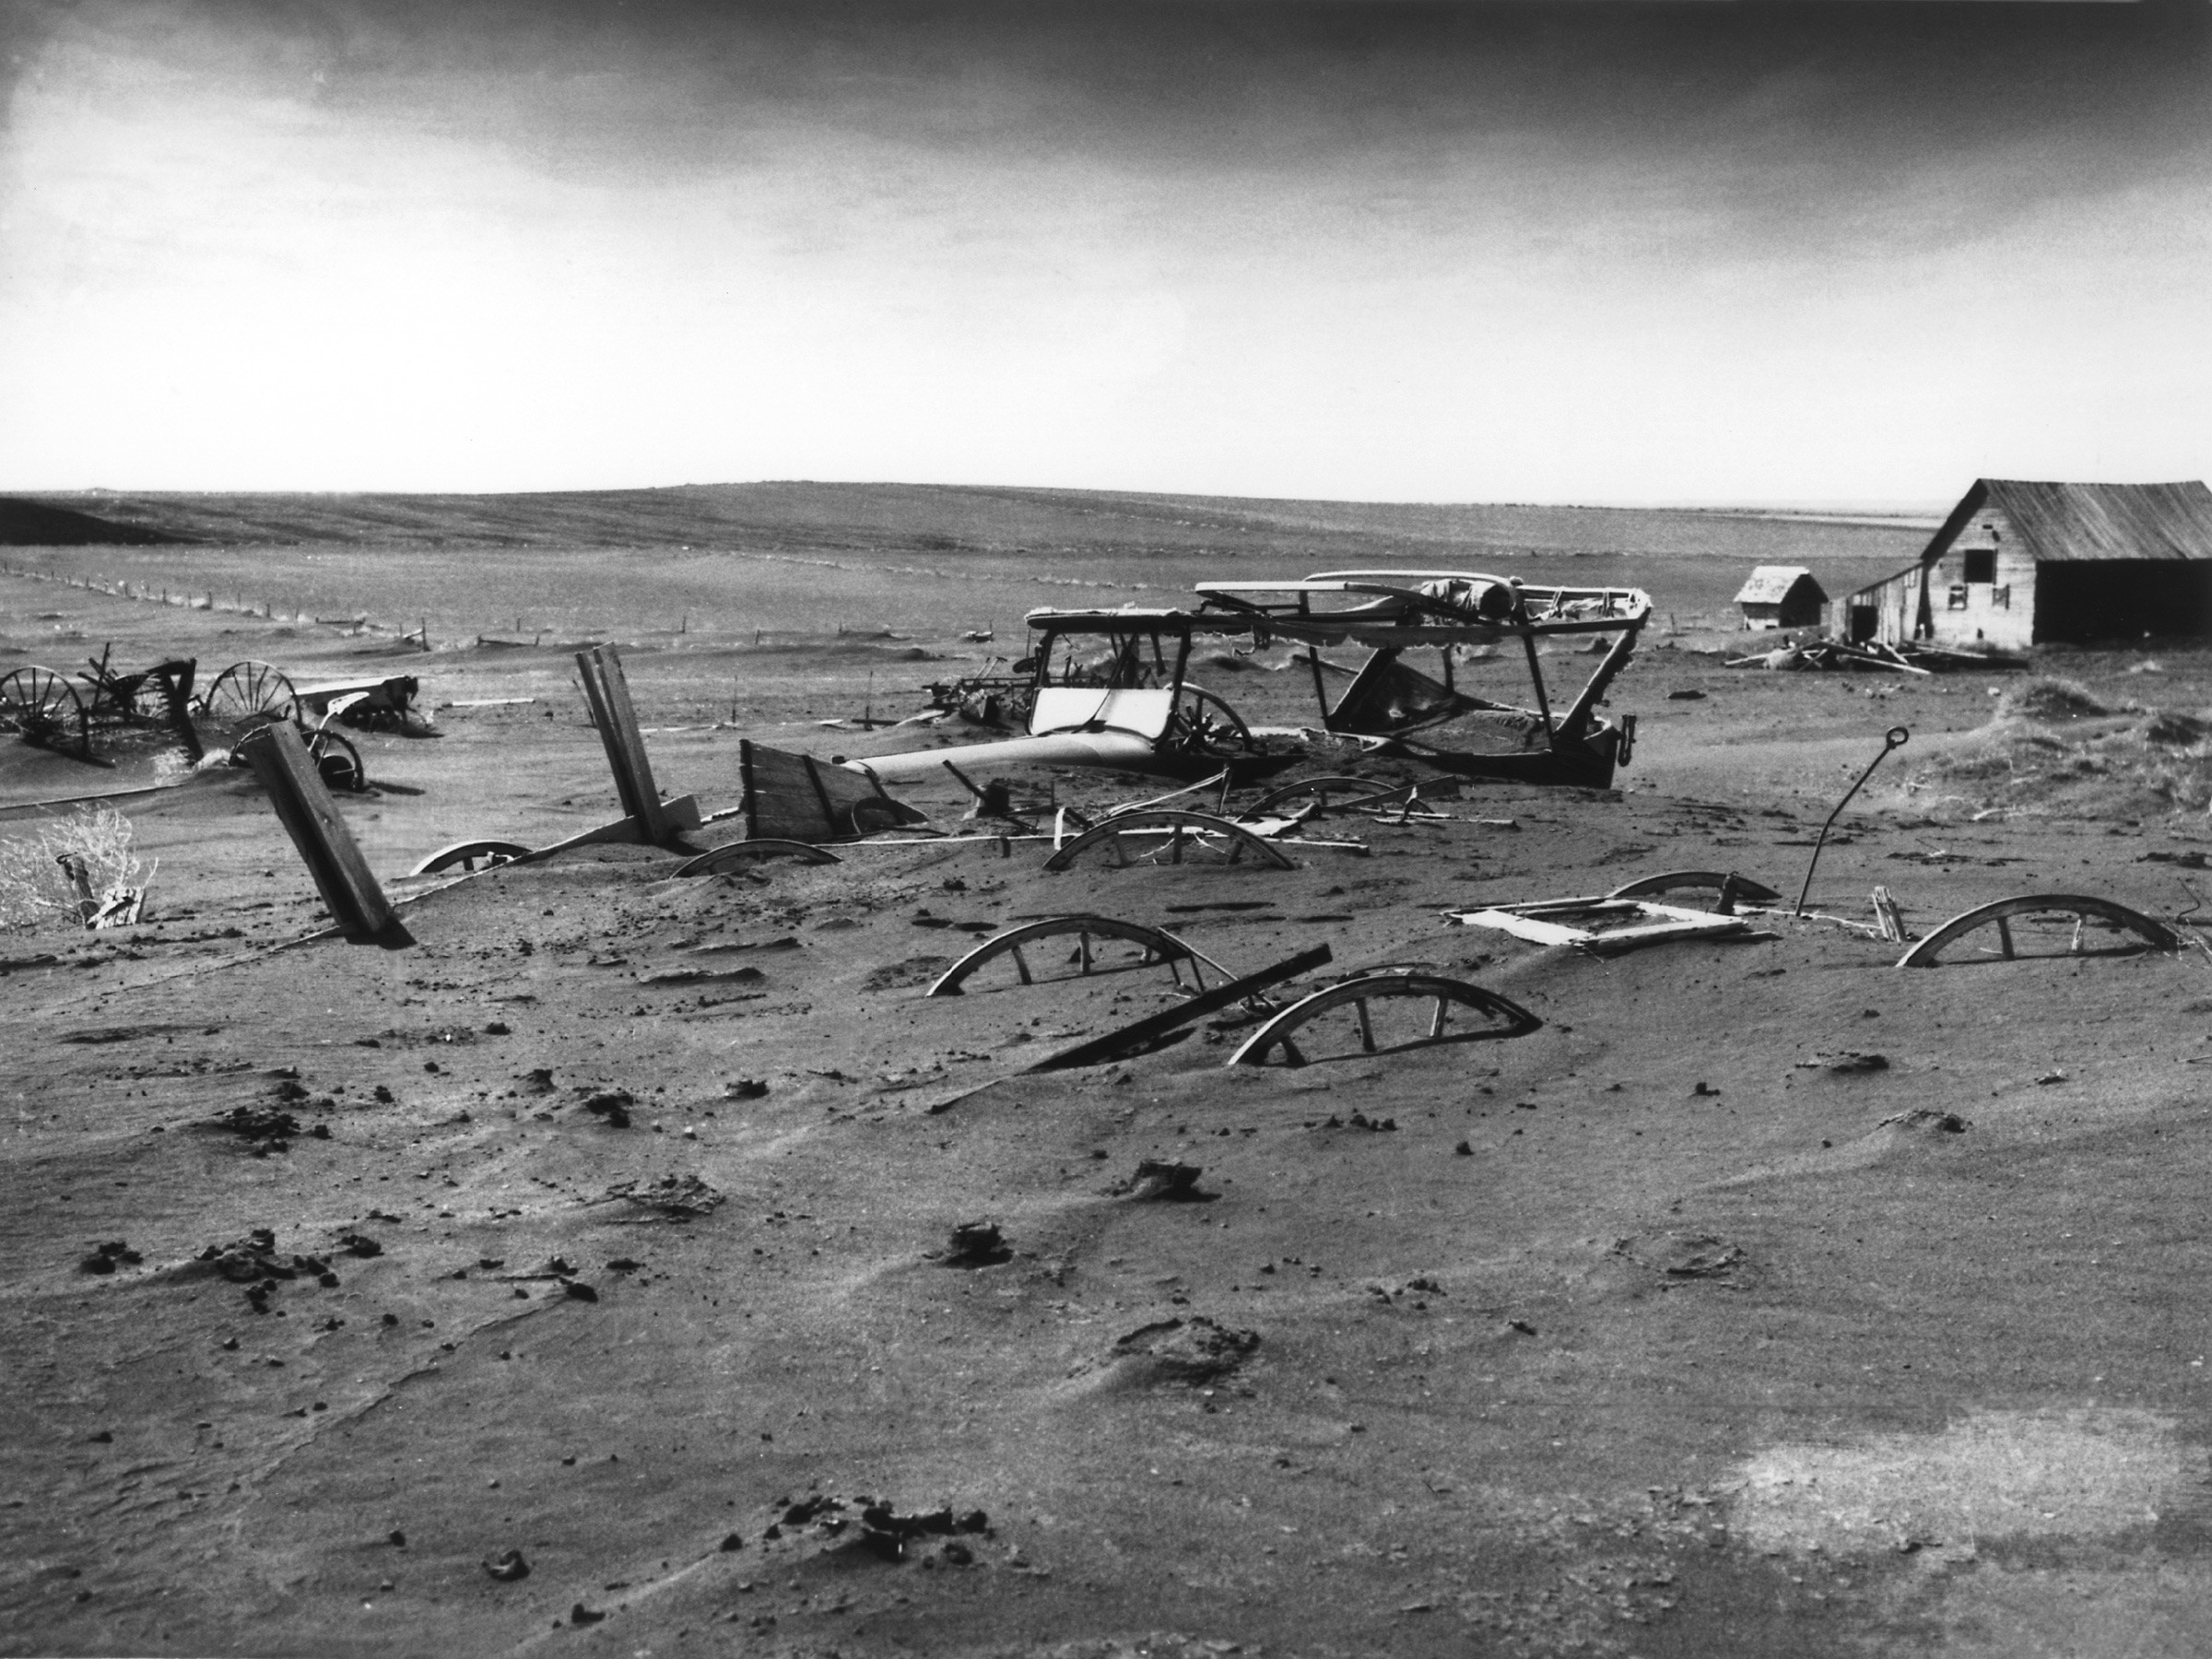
[202,1106,307,1151]
[579,1090,634,1128]
[755,1493,992,1563]
[194,1230,341,1302]
[483,1549,530,1582]
[78,1240,141,1275]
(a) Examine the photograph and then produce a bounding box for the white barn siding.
[1920,505,2036,651]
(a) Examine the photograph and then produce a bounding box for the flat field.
[3,488,2210,1659]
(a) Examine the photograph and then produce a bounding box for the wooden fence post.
[237,723,408,946]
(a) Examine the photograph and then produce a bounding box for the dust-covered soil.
[4,543,2211,1659]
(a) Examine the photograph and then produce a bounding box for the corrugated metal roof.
[1929,479,2212,564]
[1733,566,1825,606]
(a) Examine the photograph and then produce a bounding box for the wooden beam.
[237,722,407,946]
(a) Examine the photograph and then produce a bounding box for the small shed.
[1841,479,2212,651]
[1733,567,1827,630]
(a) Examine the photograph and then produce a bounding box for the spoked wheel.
[201,661,298,727]
[1165,682,1254,752]
[0,666,89,754]
[309,728,367,792]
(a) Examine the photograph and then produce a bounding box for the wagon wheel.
[201,661,297,726]
[408,840,534,877]
[1165,683,1254,752]
[309,728,367,792]
[1226,971,1544,1067]
[1895,894,2183,968]
[0,666,89,753]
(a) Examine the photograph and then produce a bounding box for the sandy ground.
[5,571,2211,1658]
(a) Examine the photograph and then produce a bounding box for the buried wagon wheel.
[1226,971,1543,1067]
[0,666,89,754]
[1043,808,1295,873]
[407,839,533,877]
[1894,894,2183,968]
[926,915,1231,997]
[200,660,298,727]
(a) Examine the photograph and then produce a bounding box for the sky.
[1,0,2208,504]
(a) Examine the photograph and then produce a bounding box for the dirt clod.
[937,1221,1012,1266]
[1111,1316,1261,1383]
[1112,1159,1208,1201]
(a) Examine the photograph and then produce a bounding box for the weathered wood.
[576,646,670,841]
[238,722,406,946]
[1871,886,1908,943]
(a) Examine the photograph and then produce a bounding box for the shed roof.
[1733,566,1825,606]
[1931,479,2212,564]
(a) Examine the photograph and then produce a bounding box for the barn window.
[1994,585,2009,609]
[1963,548,1995,583]
[1947,584,1968,610]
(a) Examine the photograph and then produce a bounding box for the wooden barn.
[1842,479,2212,651]
[1733,566,1827,629]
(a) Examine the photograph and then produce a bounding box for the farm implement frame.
[850,569,1652,792]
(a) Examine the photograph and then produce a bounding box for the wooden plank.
[1023,943,1333,1074]
[238,722,402,944]
[578,646,670,840]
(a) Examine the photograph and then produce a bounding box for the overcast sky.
[1,0,2206,503]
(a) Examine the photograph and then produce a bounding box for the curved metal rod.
[674,838,843,877]
[926,915,1231,996]
[1227,971,1544,1067]
[1043,808,1296,873]
[1795,725,1910,916]
[407,840,533,877]
[1607,869,1782,909]
[1896,893,2183,968]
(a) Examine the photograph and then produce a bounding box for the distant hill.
[0,482,1935,566]
[0,496,186,546]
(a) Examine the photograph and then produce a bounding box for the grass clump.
[0,806,152,932]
